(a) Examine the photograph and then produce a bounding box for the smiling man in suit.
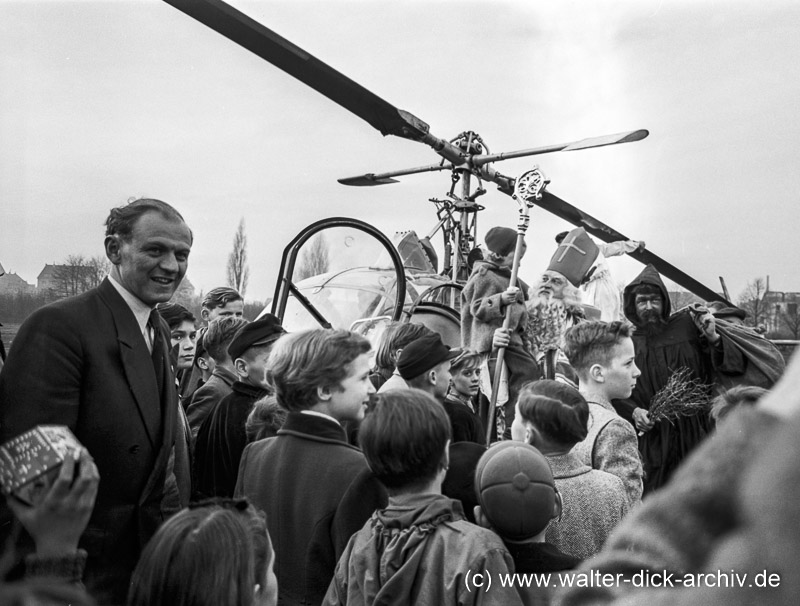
[0,198,193,605]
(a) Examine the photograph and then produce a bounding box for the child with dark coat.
[194,315,285,499]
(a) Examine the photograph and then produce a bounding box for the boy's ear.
[473,505,492,530]
[440,439,451,471]
[427,369,437,387]
[197,355,210,371]
[233,357,248,378]
[589,363,605,383]
[317,385,332,402]
[553,489,563,519]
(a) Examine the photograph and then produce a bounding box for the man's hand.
[691,306,720,345]
[637,240,646,252]
[6,447,99,557]
[501,286,519,306]
[492,327,511,349]
[632,408,655,433]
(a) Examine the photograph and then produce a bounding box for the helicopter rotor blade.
[529,190,728,304]
[339,162,452,186]
[164,0,469,165]
[471,129,649,166]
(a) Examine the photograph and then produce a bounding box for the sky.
[2,0,800,304]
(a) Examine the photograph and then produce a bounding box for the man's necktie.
[149,309,166,407]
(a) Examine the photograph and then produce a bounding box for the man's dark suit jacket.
[235,412,387,606]
[0,278,181,605]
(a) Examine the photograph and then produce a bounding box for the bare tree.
[86,255,110,289]
[51,255,108,298]
[226,218,249,297]
[736,277,768,328]
[296,234,330,281]
[781,303,800,339]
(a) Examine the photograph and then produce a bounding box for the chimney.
[766,275,770,293]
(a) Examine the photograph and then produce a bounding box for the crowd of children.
[0,215,783,606]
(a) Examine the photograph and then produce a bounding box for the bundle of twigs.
[647,367,712,425]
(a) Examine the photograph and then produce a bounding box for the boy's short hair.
[563,321,632,377]
[711,385,767,421]
[202,287,243,310]
[155,302,196,331]
[517,380,588,448]
[267,329,371,412]
[359,389,451,493]
[204,317,249,363]
[450,349,482,374]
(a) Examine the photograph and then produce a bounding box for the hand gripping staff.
[486,167,549,445]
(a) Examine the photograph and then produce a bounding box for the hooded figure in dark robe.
[614,264,745,493]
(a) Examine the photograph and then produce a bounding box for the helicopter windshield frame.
[271,217,407,328]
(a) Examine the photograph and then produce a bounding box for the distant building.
[0,267,35,295]
[763,290,800,335]
[37,264,68,292]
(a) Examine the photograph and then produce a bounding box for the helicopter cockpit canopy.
[263,218,460,347]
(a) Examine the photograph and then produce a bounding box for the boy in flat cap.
[474,441,579,605]
[398,332,488,444]
[396,332,460,399]
[461,226,540,440]
[193,314,285,499]
[324,389,522,606]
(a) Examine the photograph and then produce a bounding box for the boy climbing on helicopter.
[461,226,541,440]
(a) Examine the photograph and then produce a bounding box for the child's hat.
[485,227,517,256]
[227,313,286,361]
[474,441,557,540]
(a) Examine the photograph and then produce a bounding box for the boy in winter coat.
[324,389,523,606]
[461,226,540,439]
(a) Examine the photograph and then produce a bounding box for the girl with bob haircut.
[513,380,589,446]
[127,498,277,606]
[266,329,371,412]
[512,380,628,559]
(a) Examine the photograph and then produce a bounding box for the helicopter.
[163,0,732,340]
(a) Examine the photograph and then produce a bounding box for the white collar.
[107,273,153,336]
[300,409,341,426]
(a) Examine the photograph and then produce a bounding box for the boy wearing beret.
[193,314,285,499]
[474,441,580,605]
[461,226,540,439]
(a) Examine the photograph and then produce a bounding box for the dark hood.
[623,264,670,325]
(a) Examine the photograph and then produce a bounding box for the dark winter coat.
[193,380,268,499]
[235,412,387,606]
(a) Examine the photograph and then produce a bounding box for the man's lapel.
[98,278,159,448]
